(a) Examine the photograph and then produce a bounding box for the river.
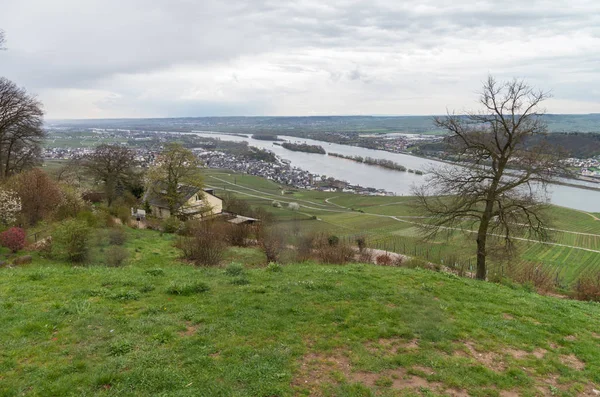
[190,132,600,213]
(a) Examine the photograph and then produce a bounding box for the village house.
[146,185,223,219]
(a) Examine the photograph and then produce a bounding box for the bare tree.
[82,144,137,206]
[0,29,6,50]
[413,76,565,280]
[0,78,45,179]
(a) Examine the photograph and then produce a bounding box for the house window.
[196,195,201,201]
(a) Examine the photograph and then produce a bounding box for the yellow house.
[146,185,223,219]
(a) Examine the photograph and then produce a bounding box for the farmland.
[204,169,600,286]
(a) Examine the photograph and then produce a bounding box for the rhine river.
[191,132,600,213]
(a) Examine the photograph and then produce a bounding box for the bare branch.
[413,76,562,280]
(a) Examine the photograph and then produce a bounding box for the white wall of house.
[151,191,222,219]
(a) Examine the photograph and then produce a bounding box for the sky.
[1,0,600,119]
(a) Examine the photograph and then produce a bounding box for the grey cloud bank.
[1,0,599,118]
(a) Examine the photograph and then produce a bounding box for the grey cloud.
[1,0,599,117]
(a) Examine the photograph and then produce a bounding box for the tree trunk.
[475,202,494,280]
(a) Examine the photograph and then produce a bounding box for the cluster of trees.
[328,152,410,172]
[252,134,281,141]
[281,142,326,154]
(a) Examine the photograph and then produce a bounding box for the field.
[204,170,600,285]
[1,227,599,396]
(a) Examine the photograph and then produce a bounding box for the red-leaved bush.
[0,227,26,253]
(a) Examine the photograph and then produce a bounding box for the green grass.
[1,227,600,396]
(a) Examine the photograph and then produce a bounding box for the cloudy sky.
[1,0,599,119]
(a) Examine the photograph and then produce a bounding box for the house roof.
[146,184,218,210]
[227,215,260,224]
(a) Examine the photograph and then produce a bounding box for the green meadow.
[1,227,599,396]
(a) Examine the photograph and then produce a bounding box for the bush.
[256,225,285,263]
[376,254,393,266]
[0,227,26,253]
[402,258,429,269]
[108,227,128,245]
[574,272,600,302]
[295,233,316,262]
[505,262,558,292]
[105,246,129,267]
[225,262,245,276]
[230,277,250,286]
[327,235,339,247]
[224,223,252,247]
[356,236,367,253]
[111,205,131,225]
[314,235,354,264]
[8,169,63,225]
[162,217,182,234]
[167,281,210,296]
[272,200,282,208]
[175,220,227,266]
[266,262,282,272]
[288,202,300,211]
[53,219,91,263]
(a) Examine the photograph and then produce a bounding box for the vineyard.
[204,169,600,285]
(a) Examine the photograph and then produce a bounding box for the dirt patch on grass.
[503,313,514,320]
[365,337,419,354]
[561,353,585,370]
[565,334,577,341]
[506,347,547,360]
[179,322,198,337]
[459,341,508,372]
[292,348,466,396]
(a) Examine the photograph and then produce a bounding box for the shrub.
[314,235,354,264]
[0,189,21,226]
[356,236,367,253]
[295,233,316,262]
[327,235,339,247]
[574,272,600,302]
[402,258,429,269]
[224,223,252,247]
[110,203,131,225]
[105,246,129,267]
[54,185,87,221]
[288,202,300,211]
[8,169,63,225]
[505,262,558,292]
[0,227,26,253]
[225,262,245,276]
[175,220,227,266]
[376,254,393,266]
[256,225,285,263]
[53,219,91,263]
[146,268,165,276]
[272,200,282,208]
[266,262,282,273]
[230,277,250,286]
[108,227,128,245]
[162,217,182,234]
[167,281,210,296]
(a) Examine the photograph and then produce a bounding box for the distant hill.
[47,114,600,134]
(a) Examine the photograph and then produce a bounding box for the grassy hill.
[1,228,599,396]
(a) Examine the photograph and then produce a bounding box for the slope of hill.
[0,229,599,396]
